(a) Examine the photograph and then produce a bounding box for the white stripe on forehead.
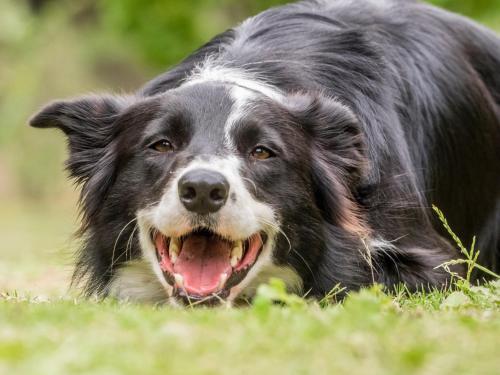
[223,85,256,151]
[181,63,284,102]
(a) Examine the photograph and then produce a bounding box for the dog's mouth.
[152,228,267,302]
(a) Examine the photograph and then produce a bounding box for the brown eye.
[150,140,174,153]
[250,146,275,160]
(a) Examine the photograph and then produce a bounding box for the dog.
[30,0,500,306]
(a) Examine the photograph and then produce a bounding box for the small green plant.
[318,283,347,307]
[432,205,500,284]
[253,278,308,309]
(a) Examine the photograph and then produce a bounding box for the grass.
[1,202,499,374]
[1,283,499,375]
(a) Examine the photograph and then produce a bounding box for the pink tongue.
[173,234,232,296]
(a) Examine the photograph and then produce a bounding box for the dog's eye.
[250,146,275,160]
[150,140,174,153]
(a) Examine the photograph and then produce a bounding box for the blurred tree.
[97,0,290,68]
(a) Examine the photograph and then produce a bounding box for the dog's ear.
[30,95,133,183]
[287,93,368,233]
[30,95,134,227]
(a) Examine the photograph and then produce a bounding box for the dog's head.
[30,76,366,306]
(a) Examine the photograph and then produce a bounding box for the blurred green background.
[0,0,499,297]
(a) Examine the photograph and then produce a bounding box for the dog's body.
[31,0,500,306]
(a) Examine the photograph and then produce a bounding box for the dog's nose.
[178,169,229,214]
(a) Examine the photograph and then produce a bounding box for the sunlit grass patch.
[1,281,499,375]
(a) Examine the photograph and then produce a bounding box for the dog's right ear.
[30,95,136,226]
[29,95,133,183]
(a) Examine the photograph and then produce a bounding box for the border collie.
[30,0,500,306]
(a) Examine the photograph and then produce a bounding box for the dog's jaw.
[136,213,282,306]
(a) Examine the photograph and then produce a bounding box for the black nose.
[178,169,229,214]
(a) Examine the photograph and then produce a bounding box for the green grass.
[1,283,499,375]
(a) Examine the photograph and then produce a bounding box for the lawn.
[1,199,499,374]
[1,283,499,375]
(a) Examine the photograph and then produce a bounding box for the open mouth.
[152,228,267,302]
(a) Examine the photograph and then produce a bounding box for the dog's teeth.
[218,273,229,290]
[169,237,181,263]
[174,273,184,289]
[230,240,243,267]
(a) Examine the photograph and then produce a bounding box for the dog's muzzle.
[138,157,278,306]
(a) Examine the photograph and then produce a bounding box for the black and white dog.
[30,0,500,306]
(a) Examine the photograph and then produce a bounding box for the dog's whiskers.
[108,211,153,275]
[241,177,259,195]
[110,217,138,272]
[125,224,139,261]
[259,217,291,251]
[258,218,316,285]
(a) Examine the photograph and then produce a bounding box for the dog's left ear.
[287,93,368,233]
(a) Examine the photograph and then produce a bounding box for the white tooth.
[169,237,180,263]
[174,273,184,289]
[218,273,229,290]
[230,240,243,267]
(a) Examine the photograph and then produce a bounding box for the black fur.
[30,0,499,301]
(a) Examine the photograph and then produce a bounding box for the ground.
[1,284,499,375]
[1,200,499,374]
